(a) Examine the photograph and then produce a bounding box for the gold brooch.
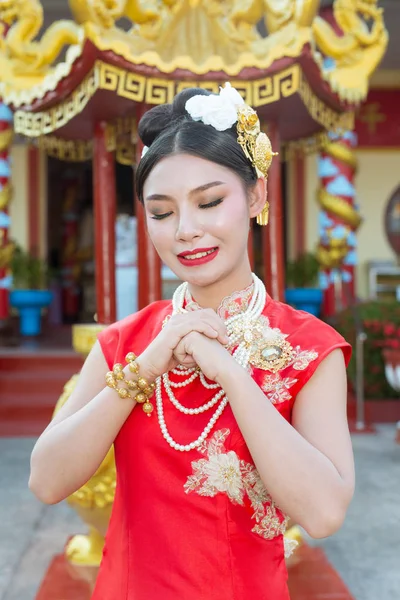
[250,337,294,374]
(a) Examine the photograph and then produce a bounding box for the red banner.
[355,90,400,148]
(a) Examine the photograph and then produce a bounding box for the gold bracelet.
[105,353,155,417]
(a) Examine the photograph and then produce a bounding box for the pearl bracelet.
[105,352,155,416]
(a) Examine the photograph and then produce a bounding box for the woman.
[29,84,355,600]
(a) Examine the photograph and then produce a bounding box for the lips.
[177,247,219,267]
[178,247,217,260]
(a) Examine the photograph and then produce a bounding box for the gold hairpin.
[236,105,278,226]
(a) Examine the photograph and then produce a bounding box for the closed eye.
[150,211,173,220]
[199,198,223,209]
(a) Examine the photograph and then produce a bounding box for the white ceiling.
[40,0,400,69]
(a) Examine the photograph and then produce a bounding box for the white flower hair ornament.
[185,83,278,225]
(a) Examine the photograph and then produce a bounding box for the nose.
[175,208,203,243]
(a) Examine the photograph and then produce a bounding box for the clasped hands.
[139,309,234,384]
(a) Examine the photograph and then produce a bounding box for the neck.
[187,263,253,311]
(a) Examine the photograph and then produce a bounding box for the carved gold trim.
[14,61,353,140]
[282,132,330,161]
[38,136,92,162]
[298,74,354,132]
[14,67,99,138]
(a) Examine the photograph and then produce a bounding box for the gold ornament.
[143,402,154,415]
[107,354,155,415]
[236,105,278,179]
[135,392,146,404]
[129,361,139,374]
[127,379,138,390]
[256,201,270,226]
[251,337,294,374]
[137,377,148,390]
[124,353,155,416]
[236,105,277,227]
[117,387,131,399]
[105,372,117,389]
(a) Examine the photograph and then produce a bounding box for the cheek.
[213,197,249,234]
[146,217,172,254]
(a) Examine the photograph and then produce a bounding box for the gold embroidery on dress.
[290,346,319,370]
[261,374,298,404]
[184,429,288,541]
[184,282,254,320]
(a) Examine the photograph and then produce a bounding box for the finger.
[175,321,220,343]
[169,313,229,345]
[199,311,229,344]
[174,340,195,367]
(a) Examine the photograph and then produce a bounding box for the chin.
[171,261,226,289]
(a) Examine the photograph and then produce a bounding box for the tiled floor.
[0,426,399,600]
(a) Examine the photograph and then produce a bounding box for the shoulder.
[266,298,351,366]
[97,300,172,368]
[260,299,351,404]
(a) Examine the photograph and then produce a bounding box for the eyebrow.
[145,180,226,202]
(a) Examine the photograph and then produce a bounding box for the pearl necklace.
[156,274,266,451]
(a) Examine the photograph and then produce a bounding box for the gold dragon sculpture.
[0,0,388,100]
[0,0,82,75]
[313,0,388,101]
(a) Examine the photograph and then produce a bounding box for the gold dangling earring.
[256,200,269,226]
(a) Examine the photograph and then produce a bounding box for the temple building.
[0,2,398,424]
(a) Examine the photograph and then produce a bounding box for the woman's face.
[143,153,264,289]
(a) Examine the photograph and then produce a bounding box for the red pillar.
[93,121,117,324]
[294,154,306,257]
[135,104,161,309]
[263,122,285,301]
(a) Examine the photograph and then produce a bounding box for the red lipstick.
[177,247,219,267]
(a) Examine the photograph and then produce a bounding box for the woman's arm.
[175,332,355,539]
[29,341,144,505]
[217,348,355,538]
[30,310,229,505]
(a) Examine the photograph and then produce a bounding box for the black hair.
[135,87,257,202]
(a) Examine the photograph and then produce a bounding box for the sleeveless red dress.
[94,292,351,600]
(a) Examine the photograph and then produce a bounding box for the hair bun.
[138,88,213,147]
[171,87,211,117]
[138,104,174,147]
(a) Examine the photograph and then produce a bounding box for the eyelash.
[151,198,223,220]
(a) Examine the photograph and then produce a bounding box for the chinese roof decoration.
[0,0,388,161]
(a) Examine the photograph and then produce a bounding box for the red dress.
[94,291,351,600]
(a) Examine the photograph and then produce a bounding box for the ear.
[248,177,267,219]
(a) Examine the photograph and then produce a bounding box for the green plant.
[286,252,320,288]
[10,245,49,290]
[334,300,400,399]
